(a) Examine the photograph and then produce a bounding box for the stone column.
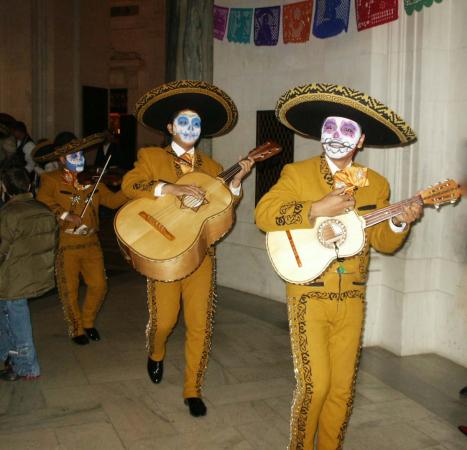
[166,0,214,155]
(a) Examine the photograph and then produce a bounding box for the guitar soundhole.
[317,219,347,249]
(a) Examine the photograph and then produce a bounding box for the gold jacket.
[255,154,410,299]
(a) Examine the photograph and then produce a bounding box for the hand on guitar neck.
[307,188,355,224]
[391,200,423,226]
[230,157,255,189]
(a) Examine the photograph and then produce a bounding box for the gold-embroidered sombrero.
[33,132,106,163]
[135,80,238,137]
[276,83,416,147]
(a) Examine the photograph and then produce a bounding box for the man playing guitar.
[255,83,422,450]
[121,80,253,417]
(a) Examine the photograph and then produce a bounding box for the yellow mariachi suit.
[255,154,409,450]
[36,170,127,337]
[121,145,233,399]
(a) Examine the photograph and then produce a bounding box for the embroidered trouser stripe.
[287,293,365,450]
[146,253,215,398]
[56,242,107,337]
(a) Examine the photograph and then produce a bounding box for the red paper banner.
[283,0,313,43]
[356,0,398,32]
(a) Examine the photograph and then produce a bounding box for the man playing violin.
[256,83,422,450]
[122,80,253,417]
[34,132,127,345]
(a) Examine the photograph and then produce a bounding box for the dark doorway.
[82,86,109,136]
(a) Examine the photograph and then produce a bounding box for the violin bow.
[79,153,113,220]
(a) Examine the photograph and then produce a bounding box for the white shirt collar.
[324,154,352,175]
[171,141,194,156]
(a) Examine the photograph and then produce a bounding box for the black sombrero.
[276,83,416,147]
[33,133,106,163]
[135,80,238,137]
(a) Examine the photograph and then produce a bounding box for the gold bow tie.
[334,166,369,194]
[176,152,195,174]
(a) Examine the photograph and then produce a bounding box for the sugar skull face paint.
[172,110,202,145]
[65,151,85,172]
[321,116,362,159]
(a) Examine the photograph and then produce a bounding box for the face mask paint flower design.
[321,116,362,159]
[173,111,202,145]
[65,151,85,172]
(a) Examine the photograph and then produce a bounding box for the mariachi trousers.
[55,234,107,337]
[146,252,216,399]
[287,290,365,450]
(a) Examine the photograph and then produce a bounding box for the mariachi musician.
[255,83,423,450]
[34,133,127,345]
[121,80,253,417]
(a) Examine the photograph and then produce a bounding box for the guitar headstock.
[420,179,461,208]
[247,140,282,162]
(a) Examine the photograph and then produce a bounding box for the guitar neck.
[218,161,244,183]
[363,195,423,228]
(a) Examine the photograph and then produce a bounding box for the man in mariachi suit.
[35,133,127,345]
[122,80,253,417]
[255,83,423,450]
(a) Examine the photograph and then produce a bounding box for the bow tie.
[333,166,369,194]
[176,152,195,173]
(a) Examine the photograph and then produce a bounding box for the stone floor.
[0,272,466,450]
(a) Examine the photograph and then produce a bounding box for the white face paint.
[65,151,85,172]
[172,111,202,145]
[320,116,362,160]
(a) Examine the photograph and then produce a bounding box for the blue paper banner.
[312,0,351,39]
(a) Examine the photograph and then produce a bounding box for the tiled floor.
[0,272,465,449]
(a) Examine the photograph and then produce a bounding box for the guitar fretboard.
[363,195,423,228]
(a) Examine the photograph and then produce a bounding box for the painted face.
[172,111,201,145]
[65,151,85,172]
[320,116,362,159]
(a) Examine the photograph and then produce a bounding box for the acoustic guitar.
[266,179,461,285]
[114,141,282,281]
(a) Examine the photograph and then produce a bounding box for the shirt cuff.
[60,212,70,221]
[389,218,407,233]
[229,181,241,196]
[154,182,166,197]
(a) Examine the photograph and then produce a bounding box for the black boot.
[84,328,101,341]
[147,358,163,384]
[184,397,207,417]
[72,335,89,345]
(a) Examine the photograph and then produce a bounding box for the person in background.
[0,168,57,381]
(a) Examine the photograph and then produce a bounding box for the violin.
[77,166,124,187]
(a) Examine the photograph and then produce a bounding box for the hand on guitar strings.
[231,157,255,189]
[307,188,356,224]
[392,200,423,226]
[162,183,205,200]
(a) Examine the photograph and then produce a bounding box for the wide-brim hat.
[276,83,416,147]
[135,80,238,137]
[33,132,106,163]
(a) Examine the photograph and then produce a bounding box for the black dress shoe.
[84,328,101,341]
[72,335,89,345]
[459,386,467,397]
[184,397,207,417]
[147,358,163,384]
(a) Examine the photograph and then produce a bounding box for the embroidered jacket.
[255,154,410,299]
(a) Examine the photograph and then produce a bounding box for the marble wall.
[212,0,467,365]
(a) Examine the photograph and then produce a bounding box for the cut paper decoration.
[404,0,443,16]
[254,6,281,46]
[356,0,398,31]
[227,8,254,43]
[283,0,313,43]
[213,5,229,40]
[312,0,351,39]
